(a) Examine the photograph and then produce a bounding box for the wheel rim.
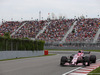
[85,62,88,65]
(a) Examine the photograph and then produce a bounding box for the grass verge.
[88,67,100,75]
[0,54,56,61]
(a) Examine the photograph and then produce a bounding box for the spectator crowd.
[12,20,47,38]
[66,18,100,43]
[0,18,100,43]
[37,19,74,42]
[0,21,22,36]
[97,34,100,42]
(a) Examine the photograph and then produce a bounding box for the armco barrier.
[0,51,44,60]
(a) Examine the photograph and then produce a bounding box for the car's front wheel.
[60,56,68,66]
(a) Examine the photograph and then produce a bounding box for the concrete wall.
[0,51,44,60]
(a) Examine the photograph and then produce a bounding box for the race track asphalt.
[0,51,100,75]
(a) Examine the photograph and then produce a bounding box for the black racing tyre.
[60,56,68,66]
[83,56,90,66]
[70,56,73,62]
[90,55,96,63]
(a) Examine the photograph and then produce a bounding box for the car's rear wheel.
[90,55,96,63]
[83,56,90,66]
[60,56,68,66]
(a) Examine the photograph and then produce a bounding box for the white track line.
[62,59,100,75]
[62,67,82,75]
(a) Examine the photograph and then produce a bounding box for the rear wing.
[83,51,90,54]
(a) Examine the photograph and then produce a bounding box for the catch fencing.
[44,43,100,50]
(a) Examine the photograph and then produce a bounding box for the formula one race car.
[60,51,96,66]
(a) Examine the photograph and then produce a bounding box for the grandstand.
[66,18,100,43]
[97,34,100,42]
[11,20,47,39]
[0,21,23,36]
[37,19,74,42]
[0,18,100,44]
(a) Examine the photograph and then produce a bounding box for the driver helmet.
[78,51,81,53]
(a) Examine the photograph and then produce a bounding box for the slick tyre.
[60,56,68,66]
[90,55,96,63]
[83,56,90,66]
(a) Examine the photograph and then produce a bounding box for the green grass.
[0,54,56,61]
[88,67,100,75]
[47,49,100,52]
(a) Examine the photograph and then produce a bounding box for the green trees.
[4,32,10,38]
[0,36,45,51]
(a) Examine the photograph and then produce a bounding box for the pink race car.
[60,51,96,66]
